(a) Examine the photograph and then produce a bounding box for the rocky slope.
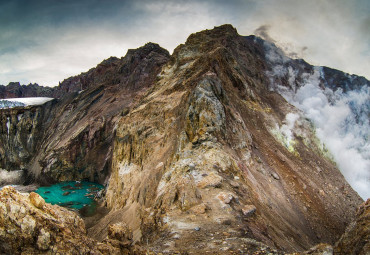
[0,25,368,253]
[99,25,363,253]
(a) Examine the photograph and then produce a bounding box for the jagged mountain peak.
[127,42,170,57]
[185,24,239,44]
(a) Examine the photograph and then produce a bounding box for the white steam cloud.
[265,43,370,199]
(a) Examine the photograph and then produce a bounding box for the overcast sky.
[0,0,369,87]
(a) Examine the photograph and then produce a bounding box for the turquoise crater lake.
[35,181,104,213]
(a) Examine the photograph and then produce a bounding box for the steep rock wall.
[0,100,57,171]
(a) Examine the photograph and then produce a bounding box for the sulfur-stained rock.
[108,222,133,243]
[36,228,51,251]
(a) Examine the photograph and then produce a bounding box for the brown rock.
[189,203,207,214]
[242,205,256,217]
[29,192,45,209]
[108,222,133,243]
[0,186,119,254]
[197,172,223,188]
[217,192,234,204]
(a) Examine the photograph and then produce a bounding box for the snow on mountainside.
[0,100,25,109]
[0,97,54,109]
[262,39,370,199]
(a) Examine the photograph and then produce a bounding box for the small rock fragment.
[217,192,234,204]
[29,192,45,209]
[189,163,196,170]
[190,203,207,214]
[197,172,223,188]
[242,205,256,217]
[271,172,280,180]
[37,228,51,251]
[108,222,133,242]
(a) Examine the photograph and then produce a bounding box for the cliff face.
[0,25,367,253]
[0,100,57,171]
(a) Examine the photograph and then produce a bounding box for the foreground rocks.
[0,186,142,254]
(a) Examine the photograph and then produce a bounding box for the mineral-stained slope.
[0,25,367,254]
[98,25,363,253]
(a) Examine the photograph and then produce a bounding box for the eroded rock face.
[0,82,56,99]
[0,101,56,171]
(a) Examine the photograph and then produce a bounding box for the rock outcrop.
[0,186,120,254]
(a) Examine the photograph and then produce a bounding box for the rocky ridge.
[0,82,55,99]
[0,25,368,254]
[0,43,170,185]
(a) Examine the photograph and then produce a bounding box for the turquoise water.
[36,181,104,214]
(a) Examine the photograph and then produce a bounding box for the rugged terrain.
[0,25,368,254]
[1,43,170,185]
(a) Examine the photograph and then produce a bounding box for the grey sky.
[0,0,369,86]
